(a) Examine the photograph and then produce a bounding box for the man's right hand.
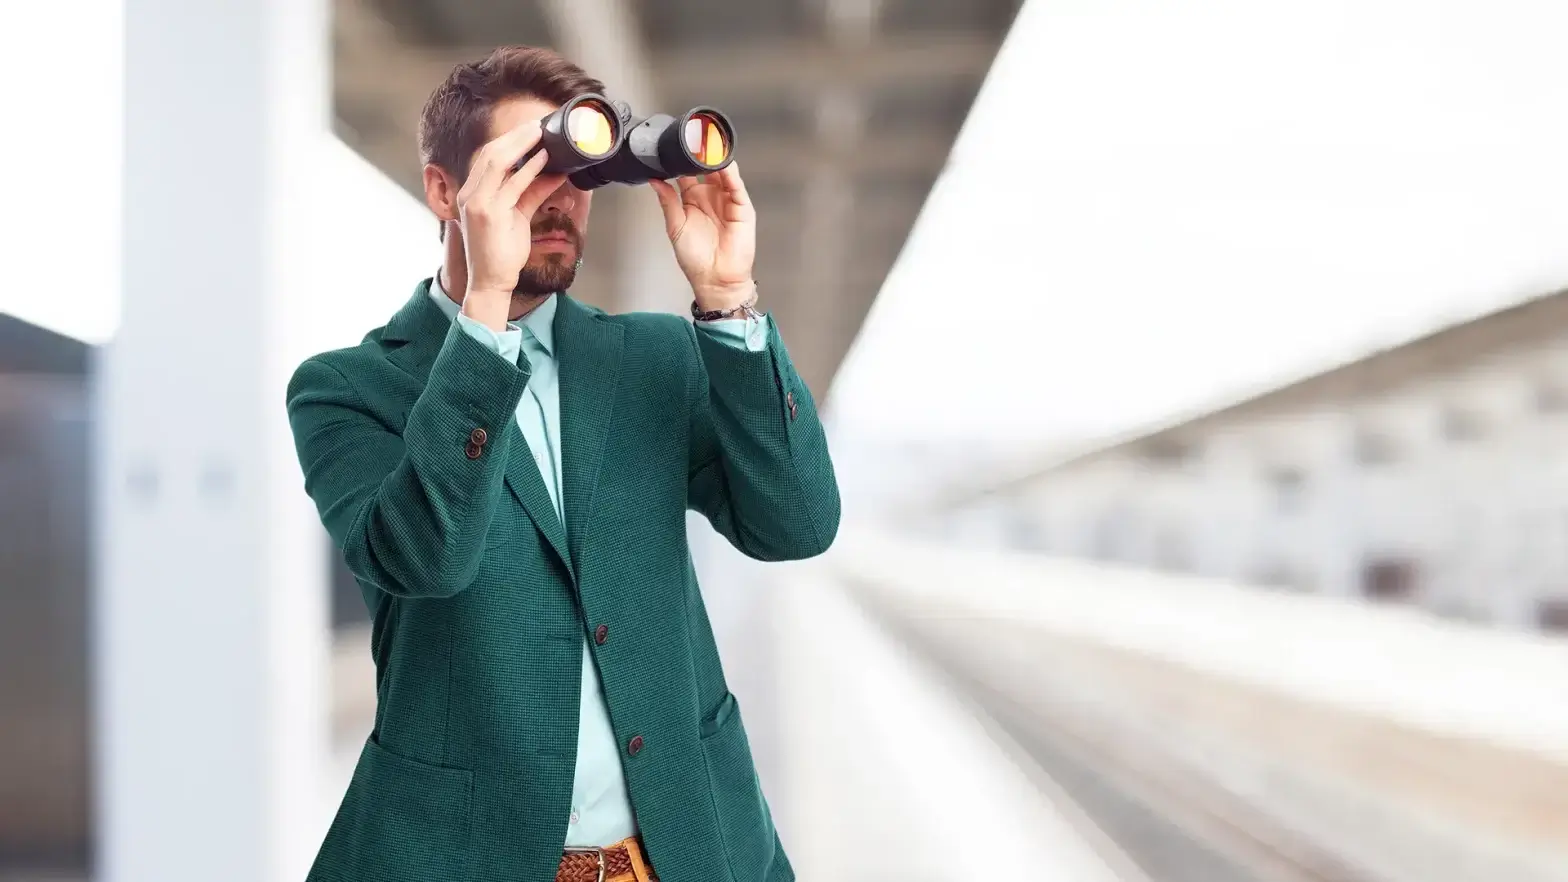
[456,121,568,330]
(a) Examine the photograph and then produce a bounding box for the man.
[287,46,839,882]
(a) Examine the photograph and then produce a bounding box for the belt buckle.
[565,846,607,882]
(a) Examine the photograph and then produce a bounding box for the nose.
[541,182,576,213]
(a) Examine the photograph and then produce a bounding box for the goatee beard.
[513,253,578,297]
[517,212,584,297]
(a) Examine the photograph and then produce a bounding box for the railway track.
[844,580,1387,882]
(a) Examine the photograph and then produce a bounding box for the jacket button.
[627,735,644,756]
[464,442,483,460]
[469,427,488,446]
[594,624,609,645]
[787,392,798,421]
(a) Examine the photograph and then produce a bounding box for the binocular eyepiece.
[511,93,736,190]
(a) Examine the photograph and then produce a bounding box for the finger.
[461,121,544,201]
[496,148,550,209]
[648,179,685,235]
[717,162,750,208]
[675,175,721,216]
[516,173,570,217]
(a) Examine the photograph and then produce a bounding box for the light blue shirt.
[429,274,767,846]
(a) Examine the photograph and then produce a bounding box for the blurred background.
[4,0,1568,880]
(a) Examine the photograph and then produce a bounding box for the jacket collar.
[424,270,558,355]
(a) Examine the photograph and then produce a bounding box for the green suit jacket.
[286,281,840,882]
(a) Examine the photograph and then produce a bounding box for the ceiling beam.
[759,190,929,228]
[652,32,997,99]
[738,129,952,181]
[335,29,998,114]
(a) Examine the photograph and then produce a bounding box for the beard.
[513,214,584,298]
[514,252,577,297]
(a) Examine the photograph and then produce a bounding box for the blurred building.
[0,307,378,868]
[930,286,1568,634]
[0,314,90,866]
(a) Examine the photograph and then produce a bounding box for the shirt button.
[627,735,644,756]
[594,624,609,645]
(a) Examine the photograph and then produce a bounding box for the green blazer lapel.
[555,294,624,572]
[501,425,573,576]
[382,278,450,384]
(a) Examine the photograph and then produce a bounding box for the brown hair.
[418,45,605,177]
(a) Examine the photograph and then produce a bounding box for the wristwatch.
[691,286,762,322]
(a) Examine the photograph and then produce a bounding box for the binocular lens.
[522,93,627,175]
[557,100,738,191]
[683,112,730,167]
[568,103,616,158]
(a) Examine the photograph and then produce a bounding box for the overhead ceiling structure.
[334,0,1021,396]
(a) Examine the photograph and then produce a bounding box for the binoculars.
[511,93,735,190]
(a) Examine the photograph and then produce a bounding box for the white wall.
[303,138,443,352]
[2,92,435,348]
[0,0,124,343]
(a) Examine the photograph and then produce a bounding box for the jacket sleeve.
[287,322,532,599]
[685,316,841,561]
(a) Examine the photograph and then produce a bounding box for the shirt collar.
[430,270,557,356]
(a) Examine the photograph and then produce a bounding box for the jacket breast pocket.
[309,735,475,882]
[699,693,778,882]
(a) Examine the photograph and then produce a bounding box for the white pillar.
[96,0,333,880]
[539,0,690,316]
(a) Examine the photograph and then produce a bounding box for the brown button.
[594,624,609,645]
[787,392,798,421]
[469,427,488,446]
[627,735,643,756]
[464,442,483,460]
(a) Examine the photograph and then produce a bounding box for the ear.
[422,163,459,224]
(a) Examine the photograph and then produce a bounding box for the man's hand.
[457,122,569,330]
[649,163,758,312]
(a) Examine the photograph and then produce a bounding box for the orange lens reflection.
[568,104,614,157]
[682,113,729,166]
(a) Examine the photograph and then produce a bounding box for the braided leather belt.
[557,837,658,882]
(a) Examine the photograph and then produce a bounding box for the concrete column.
[96,0,333,880]
[796,0,880,387]
[539,0,690,315]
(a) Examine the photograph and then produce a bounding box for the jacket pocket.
[699,694,777,882]
[311,735,475,882]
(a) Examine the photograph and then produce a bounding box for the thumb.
[648,179,684,237]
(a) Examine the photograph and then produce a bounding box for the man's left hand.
[649,163,757,312]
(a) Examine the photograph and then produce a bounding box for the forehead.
[488,95,561,140]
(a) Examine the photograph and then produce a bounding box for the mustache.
[532,215,580,241]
